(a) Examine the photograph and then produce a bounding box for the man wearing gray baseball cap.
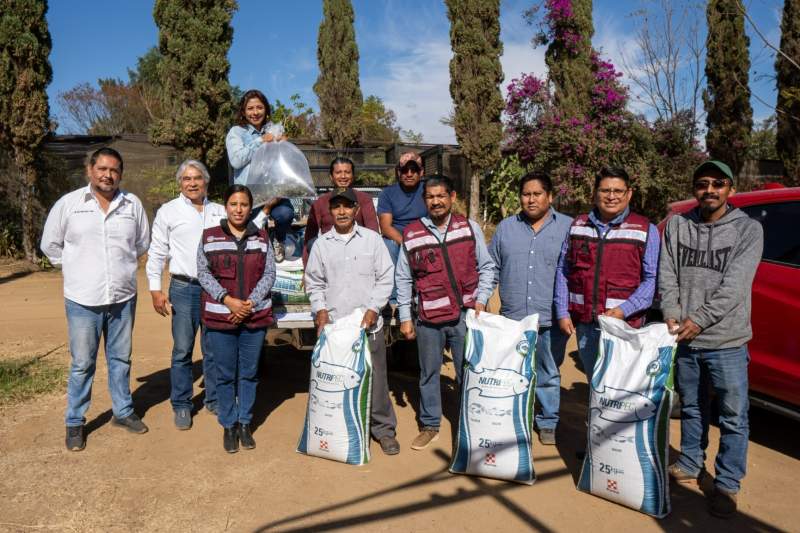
[659,159,763,518]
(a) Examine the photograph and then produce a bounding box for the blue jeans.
[271,198,294,242]
[576,321,602,380]
[168,278,216,411]
[535,326,568,430]
[383,238,401,304]
[675,344,750,493]
[206,326,266,428]
[416,312,467,428]
[64,297,136,426]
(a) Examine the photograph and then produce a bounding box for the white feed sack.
[450,310,539,484]
[578,316,677,518]
[297,309,372,465]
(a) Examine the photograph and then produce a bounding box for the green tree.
[749,116,778,160]
[402,129,425,144]
[533,0,595,118]
[775,0,800,185]
[314,0,363,148]
[0,0,52,261]
[271,93,321,139]
[151,0,237,168]
[446,0,505,219]
[703,0,752,176]
[361,95,400,143]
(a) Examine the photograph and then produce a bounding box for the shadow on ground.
[253,448,570,532]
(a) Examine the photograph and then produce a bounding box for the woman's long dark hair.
[236,89,272,128]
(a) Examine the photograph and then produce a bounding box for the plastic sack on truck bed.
[271,256,310,305]
[241,140,315,206]
[578,316,677,517]
[297,309,372,465]
[450,310,539,484]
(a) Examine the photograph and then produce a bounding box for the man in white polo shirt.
[146,159,226,430]
[41,147,150,451]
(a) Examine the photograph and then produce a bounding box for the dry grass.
[0,353,66,406]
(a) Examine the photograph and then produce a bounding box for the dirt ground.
[0,266,798,532]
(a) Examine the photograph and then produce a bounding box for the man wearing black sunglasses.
[659,160,763,518]
[377,152,428,304]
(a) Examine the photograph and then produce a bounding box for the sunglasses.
[693,178,730,190]
[400,162,421,173]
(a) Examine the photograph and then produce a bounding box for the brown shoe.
[379,435,400,455]
[668,463,701,483]
[410,427,439,450]
[538,428,556,445]
[709,487,738,518]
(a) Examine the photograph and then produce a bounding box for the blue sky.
[47,0,784,143]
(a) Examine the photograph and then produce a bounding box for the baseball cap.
[329,187,357,204]
[693,160,734,182]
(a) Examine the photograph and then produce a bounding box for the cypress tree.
[703,0,752,176]
[446,0,505,219]
[776,0,800,186]
[151,0,236,167]
[0,0,52,261]
[314,0,363,148]
[544,0,595,118]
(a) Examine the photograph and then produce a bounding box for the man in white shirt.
[41,147,150,451]
[305,187,400,455]
[146,160,226,430]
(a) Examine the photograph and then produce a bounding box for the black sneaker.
[224,425,239,453]
[239,424,256,450]
[111,413,149,434]
[709,487,738,518]
[65,425,85,451]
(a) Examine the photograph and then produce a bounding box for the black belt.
[171,274,199,284]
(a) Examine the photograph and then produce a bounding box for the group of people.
[40,89,761,519]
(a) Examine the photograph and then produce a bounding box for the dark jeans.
[576,321,601,380]
[415,311,467,428]
[675,344,750,493]
[206,326,266,428]
[168,278,216,411]
[271,198,294,242]
[369,328,397,439]
[534,326,569,430]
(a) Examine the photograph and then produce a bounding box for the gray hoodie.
[659,206,763,350]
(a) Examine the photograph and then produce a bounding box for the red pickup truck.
[658,185,800,420]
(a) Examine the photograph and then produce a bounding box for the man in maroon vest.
[396,175,496,451]
[554,166,660,379]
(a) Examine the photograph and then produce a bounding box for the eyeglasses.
[693,179,730,190]
[597,188,628,197]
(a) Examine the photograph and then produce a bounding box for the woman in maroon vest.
[197,184,276,453]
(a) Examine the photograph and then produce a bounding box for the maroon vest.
[566,211,650,328]
[200,223,274,330]
[402,214,479,325]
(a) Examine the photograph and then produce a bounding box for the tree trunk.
[18,165,39,263]
[469,168,481,221]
